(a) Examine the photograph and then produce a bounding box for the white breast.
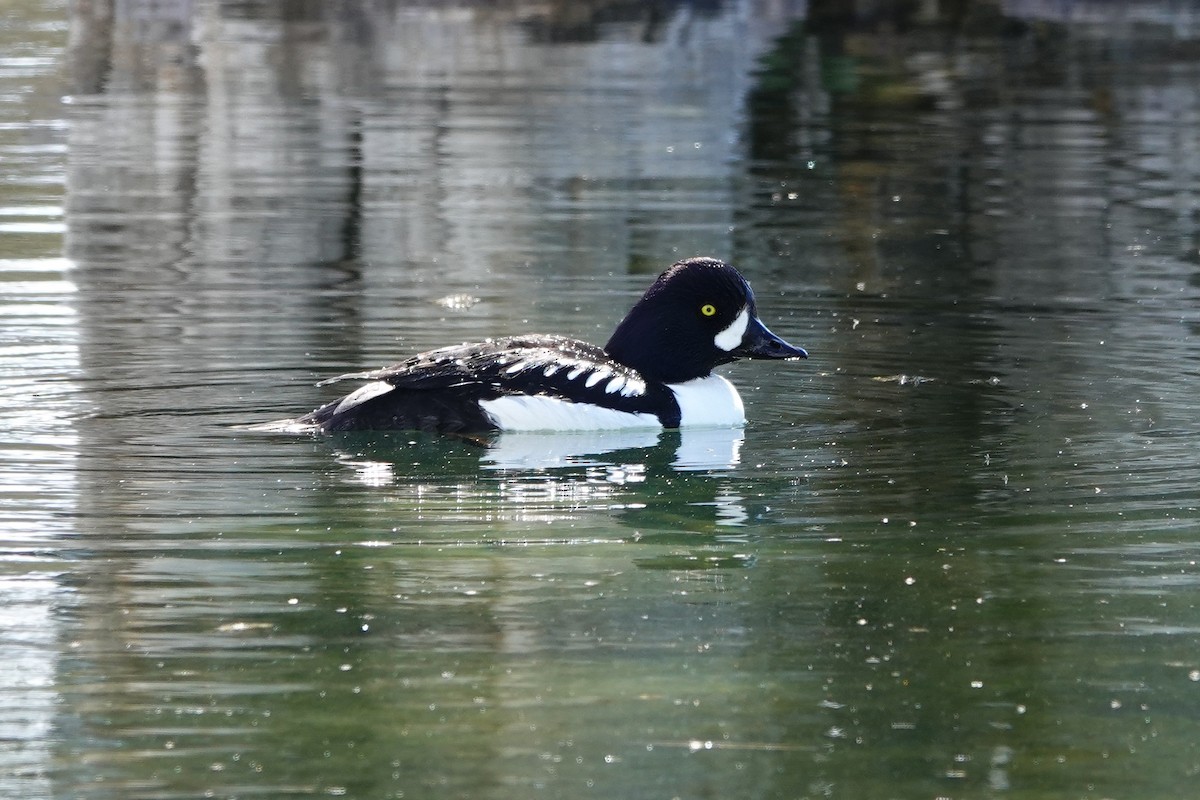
[479,395,661,432]
[668,374,746,427]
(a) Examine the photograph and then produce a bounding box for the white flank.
[333,380,394,415]
[480,395,661,432]
[669,374,746,427]
[713,307,750,351]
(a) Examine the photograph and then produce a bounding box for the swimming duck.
[284,257,807,433]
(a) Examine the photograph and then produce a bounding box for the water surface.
[4,1,1200,798]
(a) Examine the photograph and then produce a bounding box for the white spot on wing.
[566,365,586,380]
[479,395,661,432]
[668,375,745,427]
[584,368,611,388]
[620,378,645,397]
[604,376,626,394]
[332,381,394,416]
[714,307,750,352]
[543,364,560,377]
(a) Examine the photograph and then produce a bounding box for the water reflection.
[482,429,670,471]
[333,426,744,475]
[0,5,75,794]
[326,426,751,529]
[64,0,799,284]
[1,0,1199,798]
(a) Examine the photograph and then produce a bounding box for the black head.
[604,257,808,384]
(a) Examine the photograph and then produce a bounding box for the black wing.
[297,335,673,433]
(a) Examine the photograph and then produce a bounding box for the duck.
[279,257,807,433]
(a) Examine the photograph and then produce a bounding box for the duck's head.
[604,257,808,384]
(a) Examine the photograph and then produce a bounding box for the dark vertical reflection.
[739,0,1200,512]
[340,114,364,267]
[65,0,113,94]
[739,5,1200,796]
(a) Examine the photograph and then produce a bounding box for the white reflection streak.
[336,454,396,487]
[483,429,662,470]
[711,488,749,527]
[484,427,744,472]
[0,256,79,795]
[335,426,749,530]
[498,475,620,523]
[672,427,743,471]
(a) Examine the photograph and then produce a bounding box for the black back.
[298,335,679,433]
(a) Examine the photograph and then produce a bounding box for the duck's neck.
[604,314,716,384]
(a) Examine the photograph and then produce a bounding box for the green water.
[3,1,1200,798]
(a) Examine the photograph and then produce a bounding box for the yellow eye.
[700,303,717,317]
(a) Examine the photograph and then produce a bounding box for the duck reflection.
[482,426,742,472]
[327,426,750,531]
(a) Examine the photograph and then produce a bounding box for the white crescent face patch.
[713,307,750,352]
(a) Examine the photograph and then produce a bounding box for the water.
[4,1,1200,797]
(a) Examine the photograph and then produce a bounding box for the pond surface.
[4,1,1200,798]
